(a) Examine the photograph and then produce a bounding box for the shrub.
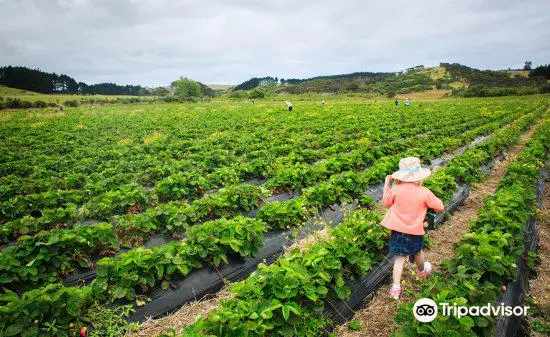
[64,100,79,107]
[172,77,201,98]
[32,100,47,108]
[228,90,246,98]
[248,89,265,99]
[4,98,32,109]
[161,96,181,103]
[540,82,550,94]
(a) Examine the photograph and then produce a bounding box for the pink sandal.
[418,261,433,278]
[389,285,401,300]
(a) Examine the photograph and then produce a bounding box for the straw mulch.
[527,180,550,337]
[125,287,232,337]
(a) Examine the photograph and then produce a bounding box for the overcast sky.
[1,0,549,86]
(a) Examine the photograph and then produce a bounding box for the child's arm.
[425,189,444,212]
[382,175,395,207]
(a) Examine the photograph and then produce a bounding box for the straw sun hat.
[391,157,431,182]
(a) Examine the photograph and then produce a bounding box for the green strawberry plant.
[92,217,266,301]
[80,183,150,220]
[265,164,321,192]
[0,223,119,291]
[0,203,80,243]
[192,184,267,220]
[0,284,91,337]
[154,171,210,202]
[256,197,310,230]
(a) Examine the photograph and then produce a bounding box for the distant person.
[395,99,399,106]
[405,97,410,106]
[380,157,444,300]
[285,101,293,111]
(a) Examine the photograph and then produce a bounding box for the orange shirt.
[380,182,444,235]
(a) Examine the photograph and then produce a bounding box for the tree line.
[530,64,550,78]
[232,77,278,91]
[280,71,388,85]
[0,66,145,96]
[231,72,389,89]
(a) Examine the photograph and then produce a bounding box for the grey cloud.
[0,0,549,86]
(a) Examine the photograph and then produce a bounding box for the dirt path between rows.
[125,287,232,337]
[528,180,549,337]
[335,126,539,337]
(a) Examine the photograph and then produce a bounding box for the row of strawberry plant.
[392,117,548,337]
[0,185,266,291]
[182,209,388,337]
[92,216,267,301]
[0,223,120,290]
[423,107,543,202]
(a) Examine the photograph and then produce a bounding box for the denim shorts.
[389,231,424,256]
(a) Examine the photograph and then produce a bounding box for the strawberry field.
[0,96,548,337]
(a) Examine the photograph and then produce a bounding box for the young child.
[380,157,444,299]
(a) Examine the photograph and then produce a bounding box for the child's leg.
[392,255,407,286]
[415,250,433,278]
[414,251,425,271]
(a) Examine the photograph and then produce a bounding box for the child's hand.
[385,175,393,185]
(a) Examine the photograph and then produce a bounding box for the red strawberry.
[78,327,87,337]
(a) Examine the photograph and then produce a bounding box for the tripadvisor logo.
[413,298,530,323]
[413,298,438,322]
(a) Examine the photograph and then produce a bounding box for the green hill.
[0,85,43,97]
[229,63,549,98]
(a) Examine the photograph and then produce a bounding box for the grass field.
[507,70,531,77]
[206,84,234,91]
[0,85,142,104]
[418,66,450,80]
[0,95,548,337]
